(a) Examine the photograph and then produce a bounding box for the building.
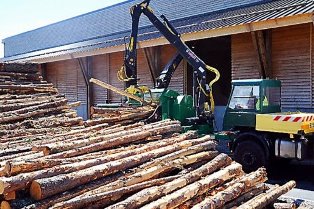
[2,0,314,125]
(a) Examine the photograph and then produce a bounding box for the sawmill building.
[2,0,314,126]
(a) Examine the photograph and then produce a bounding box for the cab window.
[229,86,259,110]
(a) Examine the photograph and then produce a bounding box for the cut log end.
[0,181,5,194]
[30,181,42,200]
[4,191,16,201]
[43,147,51,156]
[0,201,11,209]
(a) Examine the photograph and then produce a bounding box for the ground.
[267,160,314,205]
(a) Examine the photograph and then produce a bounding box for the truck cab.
[223,79,281,131]
[223,79,314,172]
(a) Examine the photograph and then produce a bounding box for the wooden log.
[29,137,208,200]
[23,173,124,209]
[51,150,217,209]
[0,129,189,195]
[42,123,181,158]
[0,84,57,93]
[138,163,243,209]
[33,121,160,154]
[273,202,296,209]
[135,135,215,172]
[191,168,267,209]
[51,176,180,209]
[3,191,15,201]
[221,184,268,209]
[237,181,296,209]
[0,98,65,112]
[0,72,42,81]
[84,118,112,127]
[0,148,30,158]
[1,198,34,209]
[5,131,196,176]
[0,105,70,124]
[107,153,232,209]
[0,98,67,117]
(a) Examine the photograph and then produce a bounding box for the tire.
[234,140,267,173]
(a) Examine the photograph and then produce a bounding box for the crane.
[118,0,220,120]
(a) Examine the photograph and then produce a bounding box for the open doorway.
[186,36,232,130]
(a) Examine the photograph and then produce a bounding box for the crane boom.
[119,0,220,116]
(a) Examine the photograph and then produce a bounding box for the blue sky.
[0,0,125,58]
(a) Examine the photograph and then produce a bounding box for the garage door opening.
[186,36,232,130]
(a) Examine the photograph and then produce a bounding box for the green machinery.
[117,0,314,172]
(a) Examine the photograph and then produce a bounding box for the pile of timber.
[91,105,155,125]
[0,119,296,209]
[0,63,87,139]
[0,64,298,208]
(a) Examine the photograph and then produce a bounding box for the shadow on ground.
[267,160,314,191]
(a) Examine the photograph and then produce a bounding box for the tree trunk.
[29,137,209,200]
[51,176,179,209]
[138,163,243,209]
[107,153,232,209]
[34,121,178,154]
[42,123,181,158]
[50,150,217,209]
[237,181,296,209]
[221,184,268,209]
[22,173,124,209]
[5,131,196,176]
[191,168,267,209]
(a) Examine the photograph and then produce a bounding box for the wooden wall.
[46,44,184,109]
[231,23,313,111]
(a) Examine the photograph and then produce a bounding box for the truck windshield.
[229,86,259,110]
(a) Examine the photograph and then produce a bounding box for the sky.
[0,0,125,58]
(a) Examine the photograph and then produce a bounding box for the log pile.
[90,105,155,125]
[1,119,296,209]
[0,64,298,208]
[0,63,87,142]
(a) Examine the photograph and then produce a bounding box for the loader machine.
[116,0,314,172]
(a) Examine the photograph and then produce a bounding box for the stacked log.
[90,105,155,125]
[0,64,298,209]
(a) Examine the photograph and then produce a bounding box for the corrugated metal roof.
[3,0,314,62]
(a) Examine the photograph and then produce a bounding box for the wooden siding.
[272,24,311,110]
[46,44,184,106]
[92,54,109,104]
[231,23,313,111]
[46,59,83,104]
[231,33,260,80]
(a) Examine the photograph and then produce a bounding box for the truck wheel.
[234,140,266,172]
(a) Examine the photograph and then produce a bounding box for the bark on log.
[0,72,42,81]
[3,191,15,201]
[51,176,180,209]
[6,131,196,176]
[108,153,232,209]
[33,121,162,154]
[29,137,207,200]
[237,181,296,209]
[1,198,34,209]
[0,105,70,124]
[136,135,215,172]
[42,123,181,158]
[51,150,217,209]
[191,168,267,209]
[23,173,124,209]
[138,163,243,209]
[221,184,268,209]
[0,98,66,112]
